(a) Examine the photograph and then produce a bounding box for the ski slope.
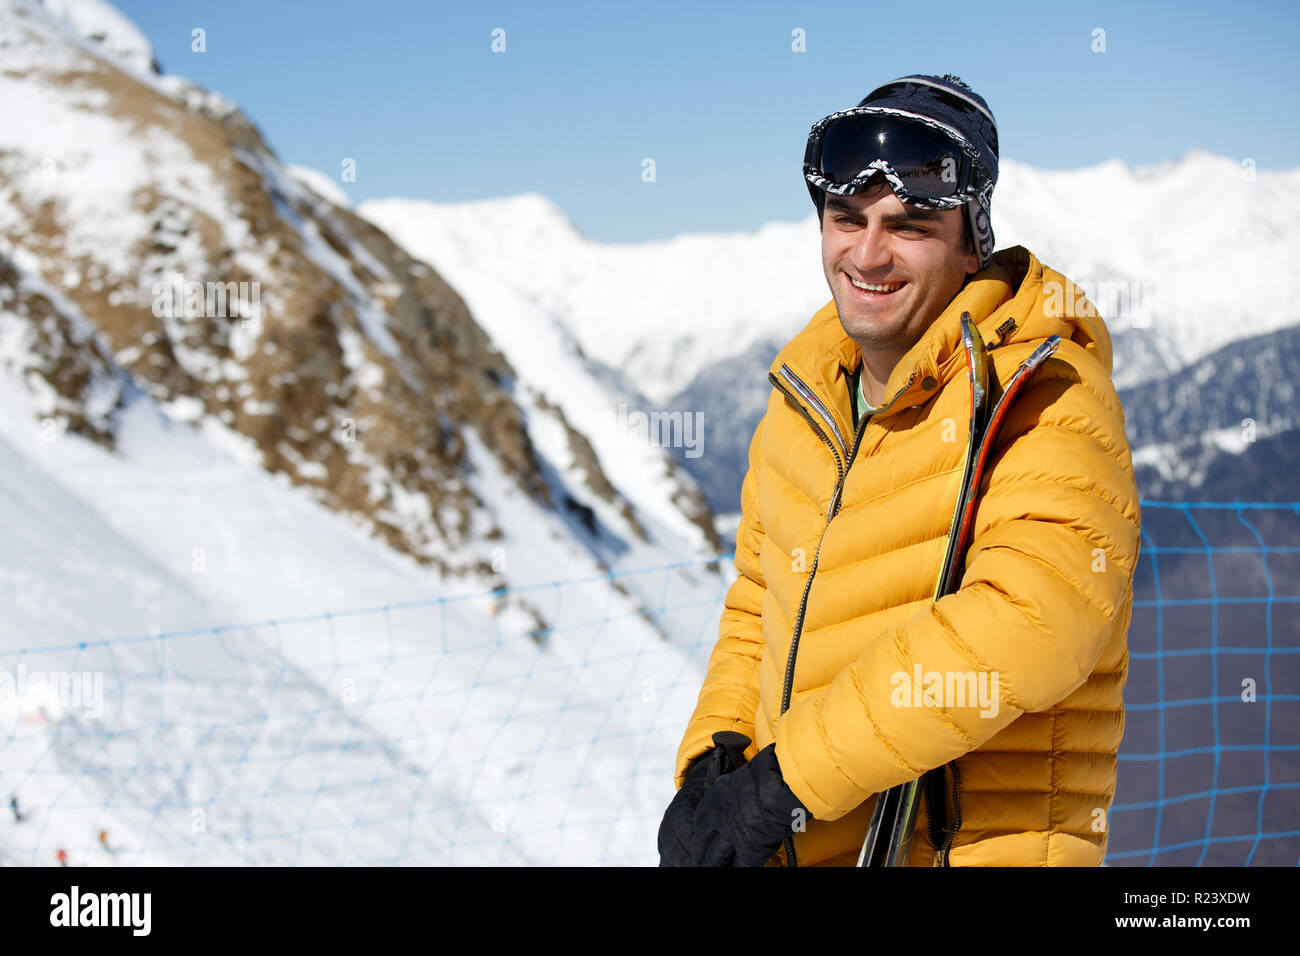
[0,284,726,868]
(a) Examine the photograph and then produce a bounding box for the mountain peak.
[34,0,158,75]
[455,192,580,237]
[1130,147,1237,181]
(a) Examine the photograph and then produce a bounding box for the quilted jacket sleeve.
[774,352,1143,821]
[673,415,769,789]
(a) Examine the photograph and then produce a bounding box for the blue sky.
[117,0,1300,242]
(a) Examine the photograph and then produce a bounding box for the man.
[659,74,1142,867]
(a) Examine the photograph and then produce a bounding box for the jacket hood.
[770,246,1115,416]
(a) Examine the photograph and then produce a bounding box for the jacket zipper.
[766,363,917,867]
[775,364,848,467]
[925,765,946,854]
[938,761,963,866]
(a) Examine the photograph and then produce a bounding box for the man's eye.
[833,215,858,225]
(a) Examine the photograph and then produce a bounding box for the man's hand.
[659,732,752,866]
[691,744,808,866]
[657,751,715,866]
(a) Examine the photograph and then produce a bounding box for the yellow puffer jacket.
[674,246,1142,866]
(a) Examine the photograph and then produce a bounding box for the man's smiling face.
[821,177,980,354]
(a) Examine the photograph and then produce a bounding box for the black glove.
[658,731,752,867]
[657,753,713,867]
[691,743,807,867]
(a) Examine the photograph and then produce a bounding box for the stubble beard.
[834,289,920,354]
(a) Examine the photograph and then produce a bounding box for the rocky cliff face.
[0,248,128,447]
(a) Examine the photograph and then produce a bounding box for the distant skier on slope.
[8,794,20,823]
[659,74,1141,867]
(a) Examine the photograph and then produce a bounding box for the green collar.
[853,362,879,424]
[857,370,877,414]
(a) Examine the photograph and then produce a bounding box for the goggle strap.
[870,76,996,126]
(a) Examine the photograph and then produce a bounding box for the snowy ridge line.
[4,554,731,654]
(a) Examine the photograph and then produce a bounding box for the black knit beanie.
[811,74,999,267]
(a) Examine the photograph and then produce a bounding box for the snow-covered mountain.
[364,157,1300,515]
[0,0,718,581]
[1125,322,1300,500]
[361,154,1300,405]
[361,192,825,406]
[363,153,1300,513]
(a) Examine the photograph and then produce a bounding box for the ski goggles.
[803,107,991,210]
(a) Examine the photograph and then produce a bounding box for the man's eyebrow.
[824,196,942,222]
[883,206,942,223]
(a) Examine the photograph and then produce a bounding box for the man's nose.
[848,220,892,273]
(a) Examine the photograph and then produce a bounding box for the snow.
[428,261,717,555]
[287,164,353,210]
[361,193,826,404]
[0,345,727,864]
[257,168,413,392]
[0,240,124,435]
[993,153,1300,373]
[0,410,216,644]
[36,0,155,75]
[0,15,260,301]
[1130,416,1286,488]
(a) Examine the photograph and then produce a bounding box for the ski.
[858,312,988,867]
[939,332,1062,599]
[858,317,1062,867]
